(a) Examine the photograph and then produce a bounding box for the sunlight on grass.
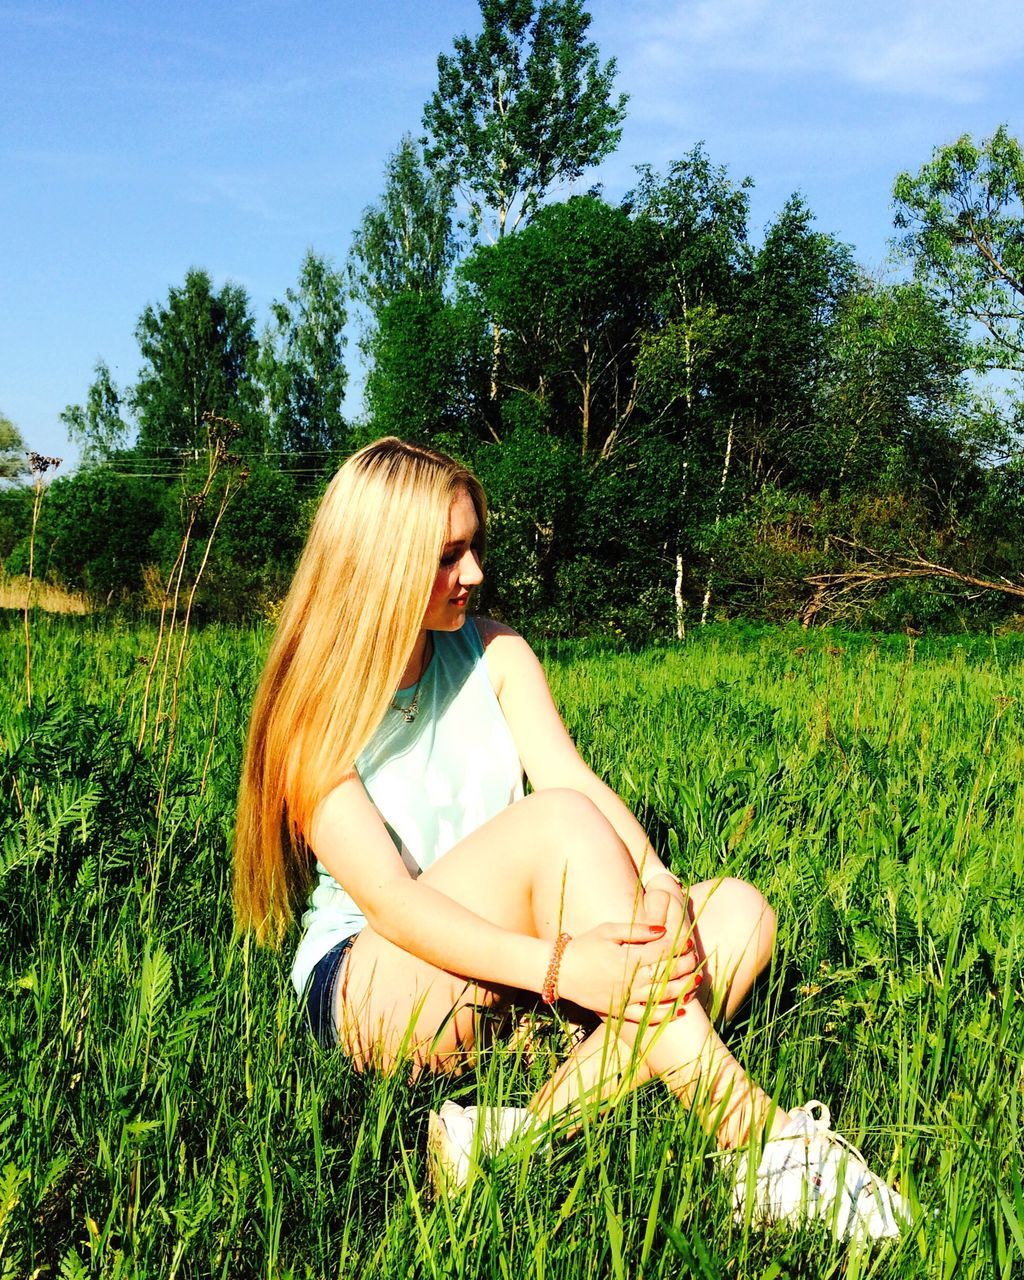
[0,573,91,614]
[0,618,1021,1276]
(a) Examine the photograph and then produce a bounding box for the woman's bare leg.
[337,788,642,1072]
[336,789,783,1145]
[531,877,786,1146]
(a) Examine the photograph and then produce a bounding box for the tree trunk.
[581,337,591,455]
[674,553,686,640]
[701,414,735,625]
[490,322,502,401]
[673,457,690,639]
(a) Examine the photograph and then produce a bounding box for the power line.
[96,467,332,478]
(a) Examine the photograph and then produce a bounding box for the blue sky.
[3,0,1021,467]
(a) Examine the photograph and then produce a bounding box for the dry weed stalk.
[136,415,248,815]
[22,452,62,706]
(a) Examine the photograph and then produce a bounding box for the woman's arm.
[480,621,676,885]
[311,777,550,991]
[480,622,688,940]
[309,776,677,1018]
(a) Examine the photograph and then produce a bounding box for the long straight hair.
[233,437,486,944]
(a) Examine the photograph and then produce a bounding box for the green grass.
[1,615,1022,1278]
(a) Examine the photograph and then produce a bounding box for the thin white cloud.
[613,0,1024,103]
[183,169,289,224]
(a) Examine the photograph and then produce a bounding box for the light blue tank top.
[290,620,524,996]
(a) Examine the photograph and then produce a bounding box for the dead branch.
[802,536,1024,626]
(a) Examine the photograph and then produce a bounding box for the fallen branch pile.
[802,537,1024,626]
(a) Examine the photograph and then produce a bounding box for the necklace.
[391,637,431,722]
[391,685,420,723]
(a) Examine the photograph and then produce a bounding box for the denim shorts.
[304,934,357,1049]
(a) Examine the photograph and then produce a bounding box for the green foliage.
[258,250,349,472]
[365,291,490,444]
[132,269,262,455]
[1,616,1022,1276]
[423,0,627,238]
[473,424,686,638]
[736,195,858,487]
[29,468,165,600]
[196,463,305,620]
[0,486,31,564]
[628,146,753,323]
[462,195,653,456]
[349,134,459,322]
[821,281,973,496]
[59,361,129,467]
[0,412,28,483]
[894,126,1024,378]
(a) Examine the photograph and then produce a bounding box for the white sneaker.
[731,1101,912,1242]
[426,1101,535,1195]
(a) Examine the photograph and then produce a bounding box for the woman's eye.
[440,552,458,567]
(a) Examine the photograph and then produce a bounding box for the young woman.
[233,437,908,1240]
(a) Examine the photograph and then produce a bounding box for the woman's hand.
[640,873,690,959]
[556,921,699,1025]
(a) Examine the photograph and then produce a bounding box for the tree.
[132,269,261,455]
[38,469,164,599]
[628,147,752,383]
[364,291,490,446]
[422,0,627,240]
[626,148,752,433]
[348,135,459,322]
[259,250,348,472]
[736,196,857,488]
[821,280,972,496]
[460,195,652,455]
[894,127,1024,377]
[0,412,28,482]
[59,361,129,466]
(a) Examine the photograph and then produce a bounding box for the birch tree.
[422,0,627,241]
[259,250,348,472]
[60,361,129,467]
[348,134,458,322]
[894,126,1024,378]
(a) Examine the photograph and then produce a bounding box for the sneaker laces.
[793,1100,910,1237]
[796,1102,884,1190]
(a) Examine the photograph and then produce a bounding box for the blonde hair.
[233,436,486,944]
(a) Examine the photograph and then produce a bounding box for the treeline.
[2,0,1022,635]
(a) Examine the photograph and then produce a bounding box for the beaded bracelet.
[541,931,572,1004]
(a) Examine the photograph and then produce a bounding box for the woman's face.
[421,487,484,632]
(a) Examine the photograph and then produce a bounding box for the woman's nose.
[461,548,484,585]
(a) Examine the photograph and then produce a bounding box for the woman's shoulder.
[472,617,537,700]
[473,616,520,648]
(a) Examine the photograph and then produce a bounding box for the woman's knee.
[531,788,624,861]
[696,877,776,962]
[725,877,776,966]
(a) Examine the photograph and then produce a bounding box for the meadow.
[1,615,1022,1279]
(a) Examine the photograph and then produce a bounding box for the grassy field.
[1,615,1022,1279]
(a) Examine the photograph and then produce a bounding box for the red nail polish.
[694,973,703,987]
[684,939,694,953]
